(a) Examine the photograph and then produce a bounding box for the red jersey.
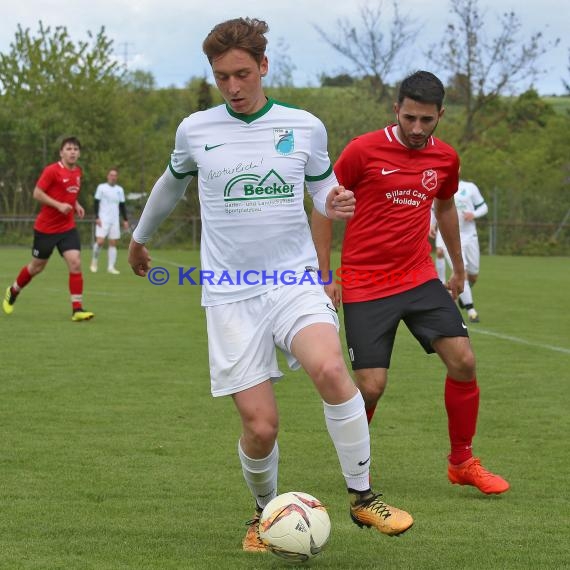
[34,161,82,233]
[335,125,459,302]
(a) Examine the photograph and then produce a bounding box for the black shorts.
[32,228,81,260]
[343,279,468,370]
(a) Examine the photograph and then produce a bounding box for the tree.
[0,22,125,218]
[426,0,560,143]
[267,37,296,88]
[313,1,416,102]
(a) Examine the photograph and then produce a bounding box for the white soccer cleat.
[107,267,120,275]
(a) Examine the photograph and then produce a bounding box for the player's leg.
[435,247,447,283]
[460,239,481,322]
[404,280,508,494]
[206,297,281,552]
[433,336,509,494]
[434,232,447,284]
[3,231,52,314]
[107,237,119,274]
[343,297,400,425]
[233,383,279,553]
[91,226,106,272]
[60,229,94,321]
[289,321,413,536]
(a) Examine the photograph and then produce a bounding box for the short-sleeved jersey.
[452,180,486,241]
[335,124,460,302]
[34,161,82,234]
[94,183,126,222]
[169,98,336,306]
[435,180,487,247]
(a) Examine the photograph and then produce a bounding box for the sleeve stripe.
[168,160,196,179]
[474,201,486,209]
[305,164,333,182]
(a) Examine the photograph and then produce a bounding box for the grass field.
[0,247,568,569]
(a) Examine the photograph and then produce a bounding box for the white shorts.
[95,219,120,240]
[441,236,481,275]
[205,284,339,397]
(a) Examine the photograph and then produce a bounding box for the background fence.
[1,212,568,256]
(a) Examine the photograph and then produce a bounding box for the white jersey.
[454,180,487,241]
[434,180,487,247]
[169,99,338,306]
[94,183,126,222]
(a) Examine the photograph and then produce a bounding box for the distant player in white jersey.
[128,17,413,553]
[432,179,488,322]
[90,168,129,274]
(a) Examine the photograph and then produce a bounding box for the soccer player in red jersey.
[2,137,94,321]
[312,71,509,495]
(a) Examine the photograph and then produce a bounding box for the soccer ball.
[259,491,331,563]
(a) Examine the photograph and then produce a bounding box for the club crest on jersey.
[422,169,438,191]
[274,128,294,155]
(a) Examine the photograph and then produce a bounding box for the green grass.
[0,248,568,569]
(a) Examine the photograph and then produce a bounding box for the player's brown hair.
[60,136,81,150]
[202,18,269,65]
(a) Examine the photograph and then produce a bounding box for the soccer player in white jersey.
[127,17,413,552]
[90,168,129,274]
[433,179,488,322]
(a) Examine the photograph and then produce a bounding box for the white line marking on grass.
[470,327,570,355]
[152,256,190,268]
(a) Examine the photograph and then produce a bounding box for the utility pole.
[116,42,135,69]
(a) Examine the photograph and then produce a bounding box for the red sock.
[12,266,33,294]
[69,272,83,311]
[366,403,377,425]
[445,375,479,465]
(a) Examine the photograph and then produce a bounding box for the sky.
[1,0,568,95]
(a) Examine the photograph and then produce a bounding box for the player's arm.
[32,186,72,214]
[305,119,355,220]
[128,168,192,276]
[471,185,488,220]
[434,196,465,298]
[74,201,85,219]
[119,202,129,229]
[311,209,340,307]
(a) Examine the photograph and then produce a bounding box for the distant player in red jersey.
[312,71,508,495]
[2,137,94,321]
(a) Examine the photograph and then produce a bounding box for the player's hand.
[75,203,85,219]
[446,271,465,300]
[128,239,152,277]
[323,281,341,309]
[429,224,437,239]
[122,220,130,230]
[96,217,102,227]
[58,203,73,215]
[325,186,355,220]
[463,211,475,221]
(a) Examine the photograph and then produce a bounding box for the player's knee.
[436,248,444,259]
[311,358,347,387]
[451,349,476,378]
[246,418,278,452]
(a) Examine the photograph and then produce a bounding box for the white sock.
[108,246,117,269]
[92,243,101,260]
[323,390,370,492]
[435,257,446,283]
[459,280,473,306]
[238,441,279,509]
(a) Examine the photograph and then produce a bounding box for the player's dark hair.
[397,71,445,110]
[202,18,269,65]
[60,136,81,150]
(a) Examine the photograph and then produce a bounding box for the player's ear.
[260,55,269,77]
